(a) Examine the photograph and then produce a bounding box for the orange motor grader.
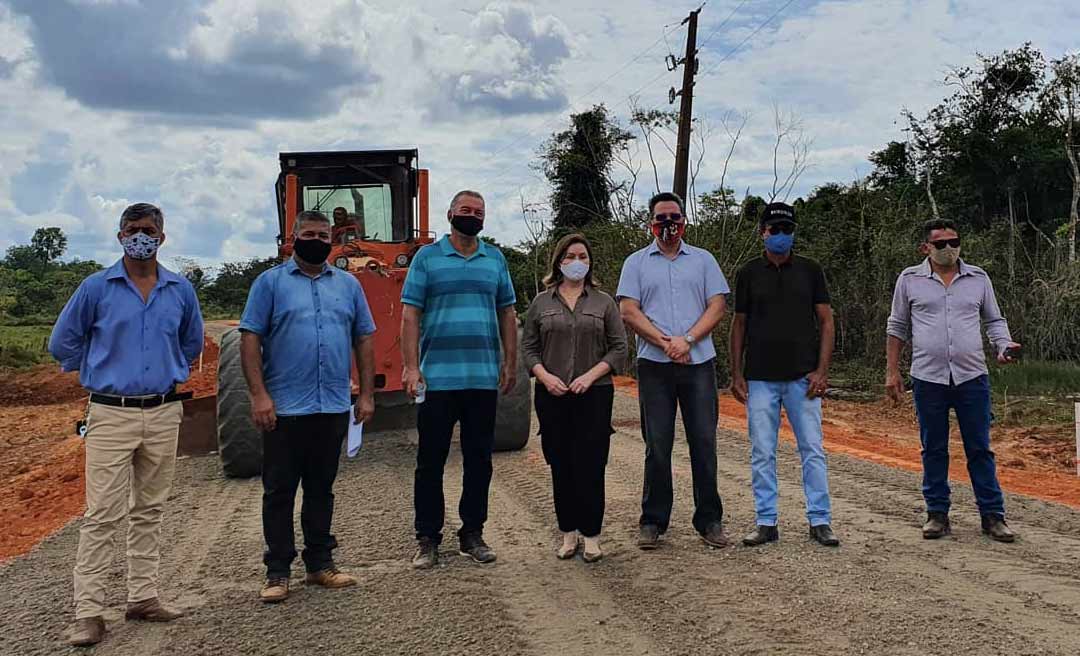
[214,150,531,477]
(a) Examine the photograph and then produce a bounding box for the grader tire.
[493,326,531,452]
[216,328,262,478]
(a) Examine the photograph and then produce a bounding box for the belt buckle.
[120,396,128,408]
[159,394,166,406]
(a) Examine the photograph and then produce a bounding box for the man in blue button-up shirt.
[239,209,376,603]
[616,192,731,551]
[49,203,203,647]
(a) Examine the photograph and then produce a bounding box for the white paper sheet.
[347,418,364,458]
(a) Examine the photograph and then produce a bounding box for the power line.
[696,0,749,52]
[477,19,687,188]
[697,0,798,80]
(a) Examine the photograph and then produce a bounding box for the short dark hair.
[922,219,958,241]
[294,210,331,234]
[119,203,164,230]
[648,192,685,216]
[332,206,347,215]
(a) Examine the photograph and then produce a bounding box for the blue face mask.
[764,233,794,254]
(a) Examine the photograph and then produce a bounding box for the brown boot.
[701,522,731,548]
[125,598,184,622]
[305,568,357,589]
[982,514,1016,543]
[922,512,951,539]
[67,617,106,647]
[260,578,290,603]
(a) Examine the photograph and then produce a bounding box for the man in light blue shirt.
[616,192,731,550]
[49,203,203,647]
[240,209,376,603]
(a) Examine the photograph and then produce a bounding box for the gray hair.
[294,209,331,234]
[449,190,485,209]
[120,203,164,230]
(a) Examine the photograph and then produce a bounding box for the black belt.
[89,390,192,408]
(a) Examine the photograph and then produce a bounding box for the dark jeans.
[535,384,614,538]
[262,412,348,579]
[414,389,498,544]
[912,375,1005,517]
[637,358,723,534]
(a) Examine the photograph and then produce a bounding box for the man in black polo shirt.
[729,202,839,547]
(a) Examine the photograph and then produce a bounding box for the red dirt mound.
[0,366,85,406]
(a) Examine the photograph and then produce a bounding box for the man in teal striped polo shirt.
[401,190,518,569]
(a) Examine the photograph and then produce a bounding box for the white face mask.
[560,259,589,282]
[930,245,960,267]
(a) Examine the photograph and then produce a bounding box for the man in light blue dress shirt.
[616,192,731,551]
[240,210,376,603]
[49,203,203,647]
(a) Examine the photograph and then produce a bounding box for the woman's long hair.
[542,233,599,289]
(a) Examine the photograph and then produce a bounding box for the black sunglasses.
[766,223,795,235]
[653,213,683,222]
[930,238,961,250]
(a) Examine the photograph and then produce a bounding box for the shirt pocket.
[580,307,607,350]
[538,309,564,342]
[155,297,184,336]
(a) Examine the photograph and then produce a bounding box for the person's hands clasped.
[540,371,569,396]
[568,371,597,395]
[662,335,692,364]
[251,392,277,432]
[806,370,828,399]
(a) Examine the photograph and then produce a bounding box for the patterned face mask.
[121,232,161,260]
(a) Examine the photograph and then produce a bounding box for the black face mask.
[294,237,332,265]
[451,215,483,237]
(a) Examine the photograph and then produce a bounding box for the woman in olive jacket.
[522,233,628,563]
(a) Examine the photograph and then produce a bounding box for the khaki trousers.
[73,400,183,619]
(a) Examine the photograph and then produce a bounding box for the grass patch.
[0,325,52,369]
[989,360,1080,397]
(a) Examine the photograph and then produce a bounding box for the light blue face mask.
[764,232,794,254]
[560,259,589,281]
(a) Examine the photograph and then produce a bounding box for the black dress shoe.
[742,525,779,546]
[809,524,840,547]
[922,511,950,539]
[637,524,661,550]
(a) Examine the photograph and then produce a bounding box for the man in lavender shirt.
[885,219,1021,543]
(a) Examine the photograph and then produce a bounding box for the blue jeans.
[912,375,1004,517]
[747,378,832,527]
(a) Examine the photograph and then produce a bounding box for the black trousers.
[534,384,614,538]
[262,412,348,578]
[637,359,723,534]
[414,389,498,544]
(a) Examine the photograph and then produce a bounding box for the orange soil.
[0,338,221,562]
[612,376,1080,510]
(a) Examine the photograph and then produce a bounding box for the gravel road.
[3,391,1080,656]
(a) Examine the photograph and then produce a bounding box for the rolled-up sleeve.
[885,274,911,342]
[49,279,96,371]
[179,282,205,364]
[600,296,629,375]
[521,299,543,376]
[980,275,1012,353]
[239,274,272,336]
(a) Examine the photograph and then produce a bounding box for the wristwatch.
[684,334,695,344]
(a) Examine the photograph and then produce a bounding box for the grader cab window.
[303,184,397,242]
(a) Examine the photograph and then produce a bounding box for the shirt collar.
[917,257,972,278]
[105,258,183,285]
[438,234,487,258]
[286,256,332,276]
[760,251,794,269]
[646,240,689,257]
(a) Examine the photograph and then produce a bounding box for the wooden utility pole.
[672,7,701,204]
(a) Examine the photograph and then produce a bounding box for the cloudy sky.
[1,0,1077,270]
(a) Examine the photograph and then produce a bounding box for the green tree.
[538,104,634,229]
[30,227,68,266]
